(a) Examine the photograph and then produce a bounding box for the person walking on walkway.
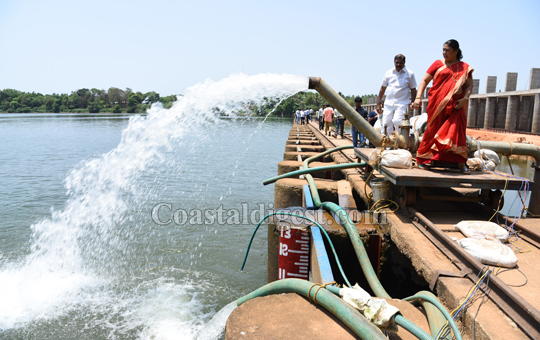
[376,54,417,135]
[318,105,325,130]
[300,109,306,125]
[411,39,473,174]
[352,97,368,147]
[334,108,345,138]
[323,104,334,136]
[295,109,300,125]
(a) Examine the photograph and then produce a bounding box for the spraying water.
[0,73,308,339]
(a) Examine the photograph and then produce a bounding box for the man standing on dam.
[376,54,417,135]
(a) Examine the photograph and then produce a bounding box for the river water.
[0,74,534,339]
[0,74,307,339]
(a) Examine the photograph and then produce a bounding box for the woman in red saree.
[411,39,474,173]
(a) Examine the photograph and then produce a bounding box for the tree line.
[1,87,373,116]
[0,87,178,114]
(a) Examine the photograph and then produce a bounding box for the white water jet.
[0,73,308,337]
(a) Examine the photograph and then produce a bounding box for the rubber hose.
[417,291,450,340]
[394,314,434,340]
[326,285,433,340]
[262,162,366,185]
[236,278,387,340]
[403,293,462,340]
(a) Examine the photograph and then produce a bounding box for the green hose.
[418,291,450,340]
[298,145,391,298]
[236,278,387,340]
[262,162,366,185]
[394,315,434,340]
[403,292,462,340]
[324,285,434,340]
[240,212,352,287]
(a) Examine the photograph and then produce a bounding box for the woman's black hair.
[445,39,463,61]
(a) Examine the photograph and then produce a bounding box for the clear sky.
[1,0,539,97]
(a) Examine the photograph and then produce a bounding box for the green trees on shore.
[1,87,373,116]
[0,88,178,114]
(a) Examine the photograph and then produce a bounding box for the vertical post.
[486,76,497,93]
[505,72,518,92]
[532,93,540,133]
[421,100,428,114]
[530,68,540,90]
[484,97,496,128]
[477,99,486,127]
[505,96,519,130]
[472,79,480,95]
[467,99,478,127]
[518,96,532,132]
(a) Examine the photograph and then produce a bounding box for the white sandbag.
[409,112,428,135]
[456,220,509,242]
[473,149,500,166]
[381,149,412,169]
[466,158,483,171]
[466,158,496,171]
[368,148,382,166]
[340,284,400,331]
[458,238,517,268]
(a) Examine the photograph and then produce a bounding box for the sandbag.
[340,284,400,331]
[467,158,497,171]
[456,220,509,242]
[466,158,483,171]
[458,238,517,268]
[381,149,412,169]
[474,149,500,166]
[409,112,427,134]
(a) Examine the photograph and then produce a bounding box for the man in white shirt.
[334,109,345,138]
[317,105,325,130]
[295,110,301,125]
[376,54,417,135]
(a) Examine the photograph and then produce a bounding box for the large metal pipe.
[309,77,384,147]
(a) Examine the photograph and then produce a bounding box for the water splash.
[0,73,307,337]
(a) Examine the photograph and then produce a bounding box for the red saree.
[416,60,473,165]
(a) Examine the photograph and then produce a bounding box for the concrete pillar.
[422,101,428,114]
[532,93,540,133]
[467,99,478,127]
[495,97,507,128]
[518,96,532,131]
[530,68,540,90]
[484,97,496,128]
[505,73,518,92]
[472,79,480,95]
[425,87,431,98]
[477,99,486,127]
[486,76,497,93]
[505,96,519,130]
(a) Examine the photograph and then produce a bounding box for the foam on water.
[0,73,307,338]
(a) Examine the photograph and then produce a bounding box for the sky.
[1,0,539,97]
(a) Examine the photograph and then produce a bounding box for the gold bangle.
[415,97,421,100]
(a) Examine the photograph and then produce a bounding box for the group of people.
[295,108,314,125]
[300,39,473,173]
